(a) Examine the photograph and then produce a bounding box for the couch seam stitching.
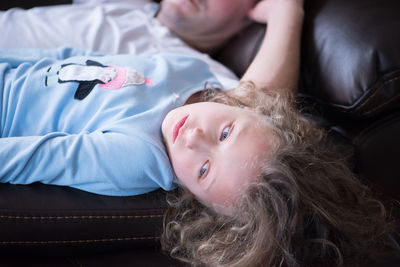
[355,75,400,114]
[355,75,400,109]
[0,236,160,244]
[0,215,163,220]
[316,74,400,114]
[335,75,400,114]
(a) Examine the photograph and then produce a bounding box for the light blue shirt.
[0,47,220,196]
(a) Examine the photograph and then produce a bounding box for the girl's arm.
[0,132,172,196]
[241,0,304,96]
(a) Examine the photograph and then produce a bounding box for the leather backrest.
[215,0,400,119]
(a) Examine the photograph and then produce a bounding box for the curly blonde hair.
[161,82,395,267]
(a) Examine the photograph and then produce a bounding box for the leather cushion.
[300,0,400,118]
[216,0,400,119]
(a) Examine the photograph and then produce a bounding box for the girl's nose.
[185,127,207,150]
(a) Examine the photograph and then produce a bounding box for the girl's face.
[162,102,276,210]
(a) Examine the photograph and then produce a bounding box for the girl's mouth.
[173,115,189,143]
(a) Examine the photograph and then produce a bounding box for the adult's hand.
[241,0,305,95]
[248,0,304,24]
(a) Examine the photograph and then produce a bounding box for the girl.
[161,0,396,266]
[0,0,394,266]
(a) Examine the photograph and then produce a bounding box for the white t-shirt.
[0,0,239,89]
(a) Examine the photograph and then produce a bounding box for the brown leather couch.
[1,0,399,266]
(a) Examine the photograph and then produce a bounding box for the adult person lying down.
[0,0,261,89]
[0,0,395,266]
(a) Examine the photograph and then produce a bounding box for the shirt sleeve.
[0,130,173,196]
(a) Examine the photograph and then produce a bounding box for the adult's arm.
[0,1,151,52]
[241,0,304,96]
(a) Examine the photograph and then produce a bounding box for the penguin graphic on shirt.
[45,60,152,100]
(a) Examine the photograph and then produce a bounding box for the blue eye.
[199,162,209,178]
[220,125,231,141]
